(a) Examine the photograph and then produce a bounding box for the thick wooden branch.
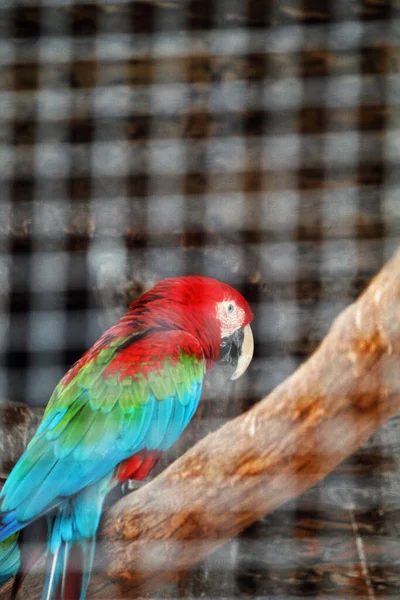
[2,249,400,599]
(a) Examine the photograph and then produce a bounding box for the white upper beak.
[230,324,254,380]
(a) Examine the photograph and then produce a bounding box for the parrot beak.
[218,324,254,381]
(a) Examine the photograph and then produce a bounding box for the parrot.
[0,275,254,600]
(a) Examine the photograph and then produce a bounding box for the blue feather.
[146,397,174,450]
[0,327,209,600]
[0,516,21,543]
[121,395,156,454]
[0,534,20,583]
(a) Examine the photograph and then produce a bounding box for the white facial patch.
[216,300,246,338]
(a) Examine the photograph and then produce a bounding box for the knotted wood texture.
[2,249,400,599]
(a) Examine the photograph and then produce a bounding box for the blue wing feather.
[0,534,20,583]
[0,330,205,544]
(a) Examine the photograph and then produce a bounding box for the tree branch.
[0,404,42,479]
[3,249,400,599]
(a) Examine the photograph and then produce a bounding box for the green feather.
[148,372,169,401]
[129,375,150,406]
[45,395,87,441]
[96,348,116,364]
[79,362,101,388]
[55,403,97,458]
[119,387,133,413]
[101,386,120,413]
[77,410,110,460]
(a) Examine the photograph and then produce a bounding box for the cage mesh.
[1,0,400,598]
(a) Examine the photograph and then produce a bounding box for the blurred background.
[1,0,400,597]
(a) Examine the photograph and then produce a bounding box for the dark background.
[1,0,400,597]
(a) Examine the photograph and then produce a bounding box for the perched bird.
[0,276,254,600]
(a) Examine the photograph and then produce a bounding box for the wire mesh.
[1,0,400,598]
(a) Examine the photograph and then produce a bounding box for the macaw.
[0,275,254,600]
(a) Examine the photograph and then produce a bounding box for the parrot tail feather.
[40,536,96,600]
[76,537,96,600]
[41,539,63,600]
[59,539,71,600]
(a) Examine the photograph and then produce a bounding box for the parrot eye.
[227,303,234,314]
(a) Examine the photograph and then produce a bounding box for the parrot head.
[133,275,254,380]
[213,286,254,380]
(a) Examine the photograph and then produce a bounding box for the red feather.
[116,450,162,482]
[103,330,202,379]
[62,276,253,387]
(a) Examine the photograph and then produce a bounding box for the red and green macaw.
[0,276,253,599]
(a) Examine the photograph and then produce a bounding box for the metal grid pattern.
[1,0,400,597]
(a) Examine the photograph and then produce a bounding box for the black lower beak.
[218,328,244,373]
